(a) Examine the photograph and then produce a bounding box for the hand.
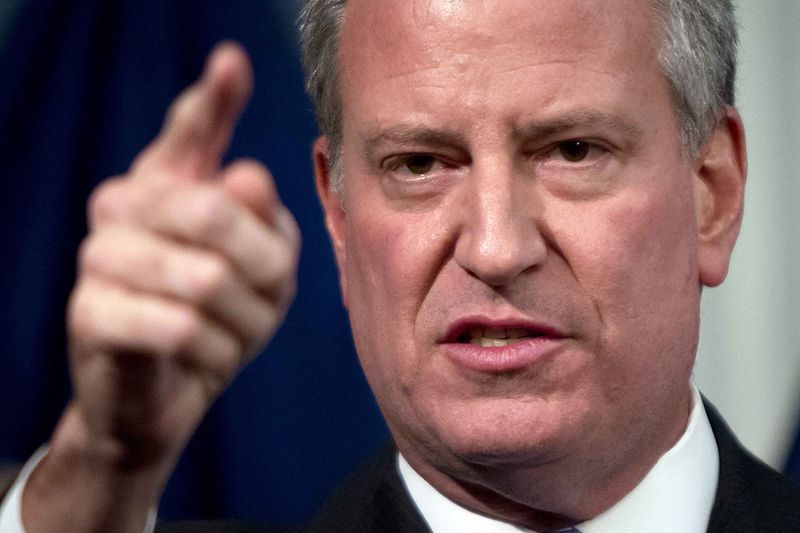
[22,43,300,532]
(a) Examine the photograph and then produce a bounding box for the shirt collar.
[397,386,719,533]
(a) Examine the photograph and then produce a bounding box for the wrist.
[21,405,172,533]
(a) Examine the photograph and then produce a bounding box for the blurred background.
[0,0,797,524]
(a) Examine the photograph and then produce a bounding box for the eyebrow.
[360,110,642,161]
[512,110,643,143]
[362,125,469,161]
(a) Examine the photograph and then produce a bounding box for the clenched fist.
[21,43,300,533]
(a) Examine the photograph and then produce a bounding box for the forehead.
[338,0,666,124]
[342,0,659,54]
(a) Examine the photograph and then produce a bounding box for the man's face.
[317,0,739,508]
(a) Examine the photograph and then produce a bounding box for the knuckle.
[191,255,232,302]
[264,252,294,287]
[191,189,235,241]
[88,178,128,224]
[279,208,302,251]
[165,306,204,355]
[228,157,264,175]
[264,248,298,292]
[87,179,121,223]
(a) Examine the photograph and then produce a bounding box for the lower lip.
[441,337,564,373]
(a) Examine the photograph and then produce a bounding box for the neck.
[396,388,694,531]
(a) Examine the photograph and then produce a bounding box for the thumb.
[221,159,280,225]
[222,160,301,253]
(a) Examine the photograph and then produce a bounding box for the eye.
[381,152,463,198]
[537,139,609,166]
[402,155,437,175]
[385,154,449,179]
[557,140,591,162]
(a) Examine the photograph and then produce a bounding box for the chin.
[421,395,590,470]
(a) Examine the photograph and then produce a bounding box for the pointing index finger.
[137,42,254,180]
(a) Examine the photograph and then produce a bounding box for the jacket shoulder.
[705,400,800,533]
[305,442,430,533]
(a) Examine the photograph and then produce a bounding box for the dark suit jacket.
[160,403,800,532]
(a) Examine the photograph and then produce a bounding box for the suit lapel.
[705,400,800,532]
[306,442,430,533]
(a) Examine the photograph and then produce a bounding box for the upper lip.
[439,314,567,344]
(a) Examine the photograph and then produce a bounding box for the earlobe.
[695,107,747,287]
[313,136,349,306]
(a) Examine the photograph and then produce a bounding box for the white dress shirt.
[398,387,719,533]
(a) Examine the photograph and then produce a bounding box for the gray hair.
[298,0,347,189]
[653,0,738,155]
[298,0,738,191]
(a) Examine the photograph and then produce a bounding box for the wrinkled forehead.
[337,0,666,128]
[343,1,660,59]
[339,0,663,101]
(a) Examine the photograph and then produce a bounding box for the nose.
[453,162,547,287]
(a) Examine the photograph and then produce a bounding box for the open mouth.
[441,319,565,371]
[456,327,546,347]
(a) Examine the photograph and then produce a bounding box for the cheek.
[346,213,425,308]
[612,189,699,299]
[343,205,447,376]
[557,186,701,379]
[564,182,697,299]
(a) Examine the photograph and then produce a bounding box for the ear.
[313,136,349,307]
[694,106,747,287]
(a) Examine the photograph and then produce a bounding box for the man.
[2,0,799,531]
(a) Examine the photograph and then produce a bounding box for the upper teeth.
[467,327,533,347]
[472,337,520,347]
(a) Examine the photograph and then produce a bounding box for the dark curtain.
[0,0,387,523]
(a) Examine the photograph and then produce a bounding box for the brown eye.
[405,155,436,174]
[558,140,590,162]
